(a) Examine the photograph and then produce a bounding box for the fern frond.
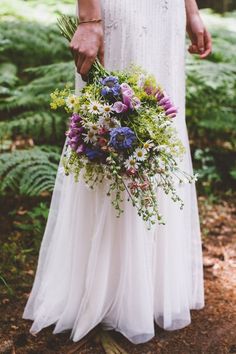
[0,110,67,144]
[0,21,71,71]
[0,146,60,196]
[0,62,74,111]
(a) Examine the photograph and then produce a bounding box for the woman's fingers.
[200,30,212,59]
[188,44,198,54]
[196,30,204,54]
[69,23,104,80]
[188,30,212,59]
[98,41,105,66]
[76,52,85,74]
[80,55,96,81]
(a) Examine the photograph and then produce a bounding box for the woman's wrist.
[185,0,199,19]
[78,0,102,22]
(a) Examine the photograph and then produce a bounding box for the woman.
[23,0,212,348]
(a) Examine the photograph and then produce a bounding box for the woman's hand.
[186,13,212,59]
[70,22,104,81]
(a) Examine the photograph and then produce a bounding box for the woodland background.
[0,0,235,353]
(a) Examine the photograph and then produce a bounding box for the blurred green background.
[0,0,236,289]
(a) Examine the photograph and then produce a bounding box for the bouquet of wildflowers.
[50,16,197,226]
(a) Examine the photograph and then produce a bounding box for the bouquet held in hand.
[50,16,197,226]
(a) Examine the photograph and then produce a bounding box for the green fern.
[0,146,60,196]
[0,62,74,111]
[0,111,67,144]
[0,21,71,71]
[186,58,236,144]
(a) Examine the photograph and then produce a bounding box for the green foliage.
[186,22,236,193]
[194,149,221,194]
[13,202,49,251]
[0,111,67,144]
[1,62,74,111]
[0,0,74,23]
[0,21,71,72]
[0,146,60,196]
[186,59,236,142]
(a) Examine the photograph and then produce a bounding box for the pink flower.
[98,137,108,146]
[155,90,164,101]
[98,127,108,135]
[165,107,178,115]
[120,83,133,94]
[158,97,170,106]
[112,101,128,113]
[126,168,137,176]
[76,144,85,154]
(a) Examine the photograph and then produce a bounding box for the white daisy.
[98,115,111,128]
[86,122,100,133]
[80,104,88,115]
[88,101,102,115]
[83,130,97,144]
[134,148,147,161]
[101,104,113,115]
[65,94,77,109]
[143,140,154,151]
[124,156,139,170]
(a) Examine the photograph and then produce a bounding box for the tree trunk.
[197,0,235,12]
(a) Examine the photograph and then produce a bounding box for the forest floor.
[0,196,236,354]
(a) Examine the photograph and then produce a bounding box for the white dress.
[23,0,204,345]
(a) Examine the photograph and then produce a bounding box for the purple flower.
[163,101,173,110]
[122,90,133,108]
[120,83,139,110]
[70,113,82,123]
[156,90,178,118]
[70,136,80,144]
[68,127,84,139]
[76,144,86,155]
[158,97,170,106]
[101,76,120,97]
[165,107,178,117]
[109,127,136,150]
[112,101,128,113]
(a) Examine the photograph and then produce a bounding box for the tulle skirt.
[23,0,204,344]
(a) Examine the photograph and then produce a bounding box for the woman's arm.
[70,0,104,80]
[185,0,212,58]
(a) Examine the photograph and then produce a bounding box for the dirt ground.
[0,197,236,354]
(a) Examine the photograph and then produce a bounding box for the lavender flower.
[109,127,136,150]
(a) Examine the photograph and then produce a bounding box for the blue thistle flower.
[109,127,136,150]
